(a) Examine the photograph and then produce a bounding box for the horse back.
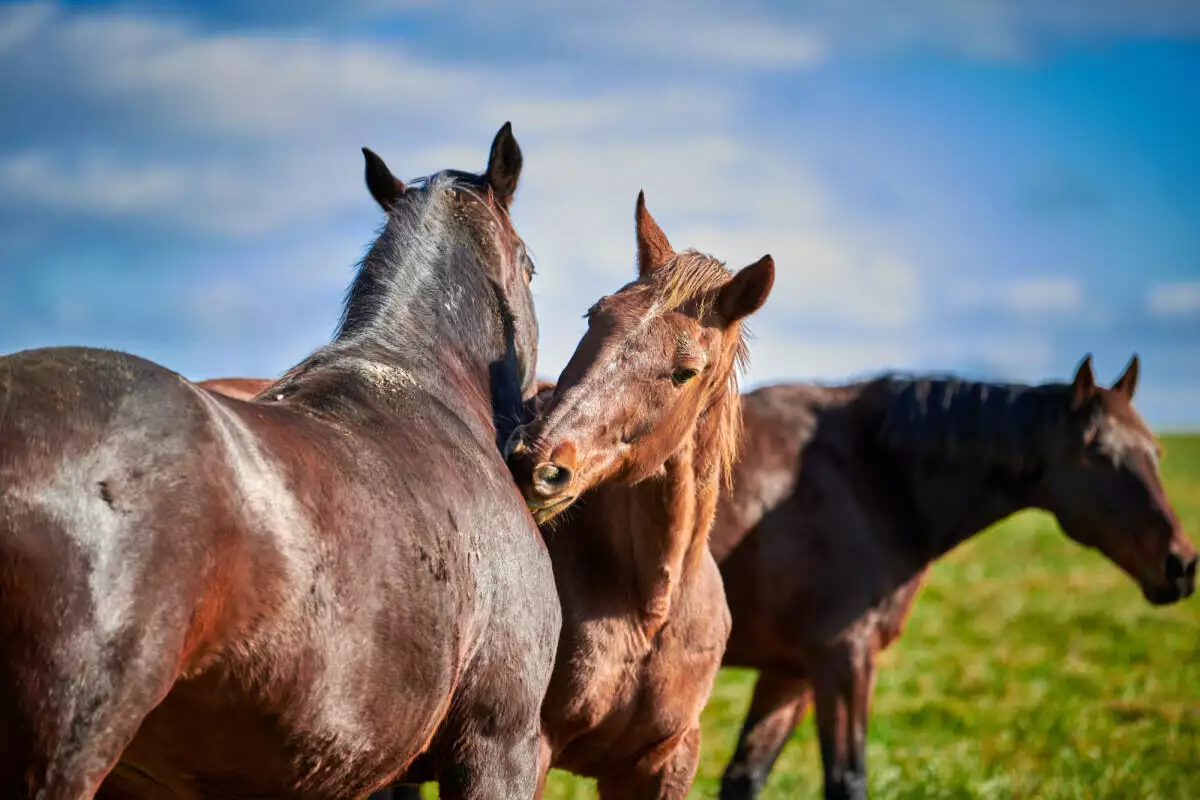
[717,383,921,661]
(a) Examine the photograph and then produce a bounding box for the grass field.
[429,435,1200,799]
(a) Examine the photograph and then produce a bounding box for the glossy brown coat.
[0,126,560,800]
[714,359,1197,800]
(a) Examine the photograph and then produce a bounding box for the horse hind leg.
[431,725,543,800]
[720,671,812,800]
[426,686,546,800]
[0,625,181,798]
[811,642,877,800]
[0,541,183,798]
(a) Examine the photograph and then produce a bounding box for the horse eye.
[671,367,699,386]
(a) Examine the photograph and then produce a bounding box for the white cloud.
[575,11,827,69]
[3,1,1192,421]
[951,277,1083,316]
[0,2,51,54]
[0,149,367,236]
[739,326,919,386]
[400,0,1200,66]
[926,335,1057,380]
[1147,282,1200,319]
[2,7,489,137]
[0,1,931,372]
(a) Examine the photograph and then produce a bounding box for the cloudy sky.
[1,1,1198,426]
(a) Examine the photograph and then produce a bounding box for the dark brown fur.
[713,357,1197,800]
[0,125,561,800]
[505,194,774,799]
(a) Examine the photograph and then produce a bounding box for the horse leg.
[597,726,701,800]
[533,732,552,800]
[720,670,812,799]
[433,730,542,800]
[811,642,876,800]
[0,580,182,798]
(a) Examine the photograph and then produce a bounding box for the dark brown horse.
[712,357,1198,800]
[504,193,775,798]
[0,124,562,799]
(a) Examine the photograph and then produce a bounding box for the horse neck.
[298,216,522,443]
[863,376,1059,564]
[903,464,1038,562]
[614,395,730,636]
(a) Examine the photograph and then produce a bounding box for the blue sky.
[1,1,1198,426]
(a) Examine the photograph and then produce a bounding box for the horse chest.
[550,588,725,769]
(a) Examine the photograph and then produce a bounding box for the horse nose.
[532,462,572,497]
[1166,550,1197,597]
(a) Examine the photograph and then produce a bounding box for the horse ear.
[362,147,404,210]
[717,255,775,325]
[1112,353,1139,399]
[635,191,674,278]
[485,121,522,208]
[1071,354,1097,410]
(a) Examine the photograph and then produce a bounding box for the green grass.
[435,435,1200,799]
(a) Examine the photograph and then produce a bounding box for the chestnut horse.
[713,358,1198,800]
[504,193,775,798]
[0,124,562,799]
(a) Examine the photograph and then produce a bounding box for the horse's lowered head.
[1037,354,1196,605]
[506,192,773,523]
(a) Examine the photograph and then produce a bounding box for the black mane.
[272,170,514,412]
[876,375,1071,474]
[336,171,494,348]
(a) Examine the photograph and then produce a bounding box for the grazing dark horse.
[505,193,775,799]
[0,123,562,799]
[713,357,1198,800]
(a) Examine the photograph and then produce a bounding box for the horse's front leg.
[597,726,701,800]
[720,670,812,799]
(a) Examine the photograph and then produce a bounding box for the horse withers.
[0,124,560,799]
[714,357,1197,799]
[504,193,774,799]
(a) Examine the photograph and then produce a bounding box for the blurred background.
[1,2,1198,426]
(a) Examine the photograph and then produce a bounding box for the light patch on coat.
[192,388,378,763]
[354,359,419,395]
[1092,413,1160,469]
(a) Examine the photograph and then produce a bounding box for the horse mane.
[271,170,505,396]
[876,375,1071,474]
[644,249,751,487]
[336,170,497,345]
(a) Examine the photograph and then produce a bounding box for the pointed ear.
[717,255,775,325]
[1071,354,1097,410]
[1112,353,1139,399]
[362,147,404,210]
[635,190,674,278]
[485,121,522,207]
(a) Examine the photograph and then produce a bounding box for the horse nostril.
[1165,552,1187,581]
[532,462,572,496]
